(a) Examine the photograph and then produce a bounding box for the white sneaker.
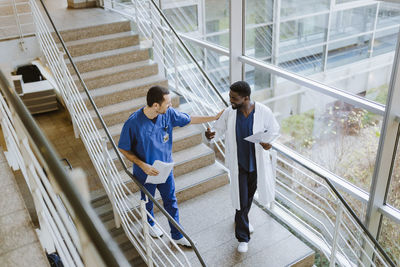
[149,224,163,238]
[249,223,254,234]
[237,242,248,253]
[173,237,192,248]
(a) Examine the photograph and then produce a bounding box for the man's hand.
[205,127,216,140]
[215,109,224,120]
[141,163,160,176]
[260,142,272,150]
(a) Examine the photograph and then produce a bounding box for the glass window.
[246,0,273,25]
[281,0,329,19]
[245,73,383,192]
[387,135,400,211]
[373,27,400,57]
[379,216,400,266]
[278,46,324,75]
[279,14,328,54]
[330,5,377,41]
[327,34,372,69]
[244,61,272,91]
[245,25,273,58]
[163,5,199,33]
[377,2,400,30]
[205,0,229,47]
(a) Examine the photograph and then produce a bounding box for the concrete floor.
[0,147,49,267]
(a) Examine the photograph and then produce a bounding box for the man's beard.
[231,103,243,110]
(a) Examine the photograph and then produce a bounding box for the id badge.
[163,132,169,143]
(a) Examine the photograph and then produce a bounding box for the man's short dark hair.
[147,85,170,106]
[230,81,251,97]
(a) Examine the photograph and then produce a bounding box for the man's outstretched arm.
[190,110,224,124]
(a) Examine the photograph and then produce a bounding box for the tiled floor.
[0,147,49,267]
[33,104,104,191]
[40,0,125,31]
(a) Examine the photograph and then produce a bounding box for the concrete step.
[91,162,228,222]
[57,21,131,42]
[63,31,139,57]
[99,122,202,152]
[0,2,29,16]
[114,142,216,177]
[67,45,151,74]
[74,60,158,91]
[0,12,32,27]
[90,93,180,128]
[82,74,168,108]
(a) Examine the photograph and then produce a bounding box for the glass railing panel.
[379,216,400,266]
[387,134,400,212]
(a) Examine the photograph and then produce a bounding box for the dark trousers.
[235,166,257,242]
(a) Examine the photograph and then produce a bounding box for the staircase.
[0,0,34,41]
[58,20,230,265]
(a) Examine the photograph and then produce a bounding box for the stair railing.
[0,70,129,266]
[30,0,205,266]
[102,1,396,266]
[103,0,228,158]
[0,0,34,47]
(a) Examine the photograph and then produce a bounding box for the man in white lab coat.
[205,81,280,253]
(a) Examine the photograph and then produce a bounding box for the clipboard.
[145,160,174,184]
[244,130,280,144]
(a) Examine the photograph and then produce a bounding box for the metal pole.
[330,201,343,267]
[141,199,153,267]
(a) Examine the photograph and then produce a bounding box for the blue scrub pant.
[235,166,257,242]
[139,174,183,240]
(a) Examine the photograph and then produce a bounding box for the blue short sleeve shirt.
[118,107,191,180]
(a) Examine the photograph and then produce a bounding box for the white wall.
[0,36,42,71]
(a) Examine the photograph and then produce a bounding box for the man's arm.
[190,110,224,124]
[118,148,159,176]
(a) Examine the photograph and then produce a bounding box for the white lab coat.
[213,102,280,210]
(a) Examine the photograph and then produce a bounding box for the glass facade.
[157,1,400,262]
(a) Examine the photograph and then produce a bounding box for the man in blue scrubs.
[118,85,223,247]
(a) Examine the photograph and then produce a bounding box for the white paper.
[244,131,280,144]
[145,160,174,184]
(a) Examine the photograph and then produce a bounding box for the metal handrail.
[36,0,206,265]
[146,0,227,107]
[272,142,396,266]
[0,71,129,267]
[133,1,396,265]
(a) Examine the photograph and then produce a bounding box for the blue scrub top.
[236,109,256,172]
[118,107,191,180]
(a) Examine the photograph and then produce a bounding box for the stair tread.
[59,20,130,40]
[111,142,213,167]
[91,162,227,209]
[64,30,136,47]
[74,60,155,81]
[90,92,178,119]
[69,44,149,63]
[81,74,166,99]
[99,122,201,143]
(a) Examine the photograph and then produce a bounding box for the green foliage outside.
[281,109,315,148]
[279,84,400,264]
